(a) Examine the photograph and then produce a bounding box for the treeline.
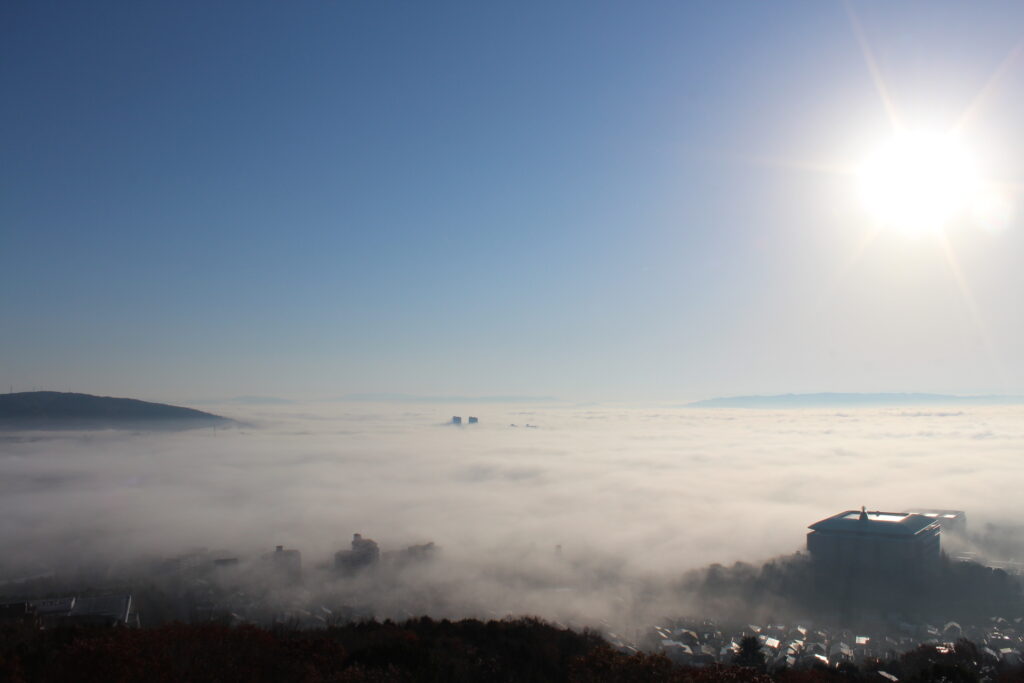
[3,618,1024,682]
[680,553,1024,624]
[8,617,598,682]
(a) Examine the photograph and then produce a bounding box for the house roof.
[808,510,940,536]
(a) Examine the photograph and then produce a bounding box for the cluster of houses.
[0,532,438,629]
[630,617,1024,672]
[165,533,436,583]
[0,593,136,628]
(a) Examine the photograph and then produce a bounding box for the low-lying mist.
[3,403,1024,628]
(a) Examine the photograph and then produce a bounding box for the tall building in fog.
[807,509,941,573]
[268,545,302,583]
[335,533,380,574]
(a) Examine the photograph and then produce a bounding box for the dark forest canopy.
[0,617,1018,682]
[0,392,231,430]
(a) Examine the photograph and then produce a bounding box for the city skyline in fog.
[4,2,1024,403]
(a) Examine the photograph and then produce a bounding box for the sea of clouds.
[2,402,1023,626]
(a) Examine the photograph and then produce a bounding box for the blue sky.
[3,1,1024,402]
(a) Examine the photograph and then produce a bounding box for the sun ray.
[844,0,901,132]
[937,234,1007,390]
[954,38,1024,135]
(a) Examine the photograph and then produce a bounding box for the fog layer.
[2,403,1022,625]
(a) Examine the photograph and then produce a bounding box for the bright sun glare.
[858,130,984,236]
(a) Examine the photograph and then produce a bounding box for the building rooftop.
[809,510,940,536]
[904,509,965,521]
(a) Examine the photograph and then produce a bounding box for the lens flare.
[858,131,982,236]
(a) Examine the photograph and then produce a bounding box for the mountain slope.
[0,391,231,429]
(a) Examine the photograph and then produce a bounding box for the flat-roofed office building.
[807,509,941,572]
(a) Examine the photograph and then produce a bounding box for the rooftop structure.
[904,509,967,537]
[810,509,939,536]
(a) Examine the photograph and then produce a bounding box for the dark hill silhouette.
[0,392,231,430]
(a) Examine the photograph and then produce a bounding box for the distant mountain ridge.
[688,392,1024,409]
[190,396,295,406]
[337,393,559,404]
[0,391,231,429]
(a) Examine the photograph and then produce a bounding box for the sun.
[858,130,983,236]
